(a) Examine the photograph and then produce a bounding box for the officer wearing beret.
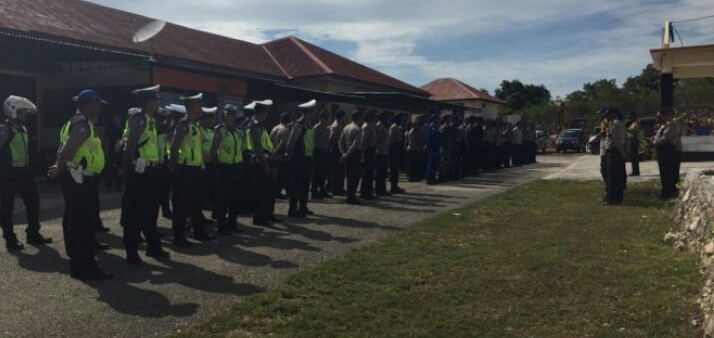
[120,85,170,264]
[0,96,52,251]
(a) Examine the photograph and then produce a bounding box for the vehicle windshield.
[560,130,580,138]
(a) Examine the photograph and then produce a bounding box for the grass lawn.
[182,180,701,337]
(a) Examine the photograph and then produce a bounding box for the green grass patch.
[182,180,701,337]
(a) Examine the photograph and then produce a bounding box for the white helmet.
[3,95,37,119]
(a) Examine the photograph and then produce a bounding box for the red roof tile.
[264,36,429,96]
[421,78,505,104]
[0,0,285,78]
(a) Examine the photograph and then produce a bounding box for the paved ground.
[1,155,577,338]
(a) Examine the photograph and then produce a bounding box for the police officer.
[0,96,52,251]
[210,104,246,234]
[654,108,681,199]
[328,110,347,196]
[360,110,378,200]
[440,115,457,181]
[311,110,331,199]
[245,100,281,225]
[339,110,364,204]
[199,106,218,223]
[389,113,406,193]
[604,108,627,205]
[169,93,215,247]
[270,113,292,200]
[285,100,317,217]
[406,115,426,182]
[626,113,641,176]
[120,85,170,264]
[49,89,112,280]
[426,114,442,185]
[374,111,392,196]
[155,106,174,221]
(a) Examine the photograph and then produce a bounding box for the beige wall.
[439,99,503,120]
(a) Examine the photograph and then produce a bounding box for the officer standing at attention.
[626,112,641,176]
[360,110,378,200]
[374,111,392,197]
[210,104,246,234]
[285,100,317,217]
[311,110,331,200]
[425,114,442,185]
[328,110,347,196]
[120,85,170,264]
[604,108,627,205]
[0,96,52,251]
[155,106,174,221]
[169,93,215,247]
[389,113,406,194]
[406,115,426,182]
[49,89,112,280]
[339,110,365,204]
[199,107,218,223]
[597,108,609,201]
[654,108,681,199]
[245,100,281,225]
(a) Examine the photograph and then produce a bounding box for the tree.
[495,80,551,111]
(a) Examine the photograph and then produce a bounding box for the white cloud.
[90,0,714,96]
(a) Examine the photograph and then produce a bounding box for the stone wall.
[665,169,714,336]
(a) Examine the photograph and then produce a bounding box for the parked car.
[587,128,601,155]
[556,128,587,153]
[536,130,547,153]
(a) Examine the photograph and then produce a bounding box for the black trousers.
[606,150,626,204]
[122,168,162,255]
[407,150,422,182]
[483,142,496,171]
[675,151,682,185]
[202,163,217,218]
[375,153,389,193]
[389,144,403,189]
[0,168,40,242]
[345,154,362,201]
[172,166,205,240]
[630,139,640,175]
[511,144,522,166]
[214,163,244,229]
[251,163,276,222]
[656,143,678,197]
[61,173,98,274]
[157,165,172,218]
[288,158,312,212]
[361,148,376,197]
[311,148,329,197]
[328,144,345,194]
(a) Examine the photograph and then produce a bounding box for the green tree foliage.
[495,80,551,111]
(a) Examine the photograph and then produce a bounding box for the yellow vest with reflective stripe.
[157,133,168,163]
[178,122,202,167]
[216,127,244,164]
[245,128,274,152]
[60,119,105,174]
[200,126,214,155]
[303,128,314,157]
[9,126,29,168]
[123,114,160,163]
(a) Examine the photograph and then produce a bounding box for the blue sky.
[89,0,713,97]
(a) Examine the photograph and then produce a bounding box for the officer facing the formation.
[210,104,246,234]
[169,93,214,247]
[120,85,170,264]
[311,110,331,200]
[603,108,627,205]
[389,113,406,194]
[285,100,317,217]
[654,108,682,199]
[339,110,365,204]
[245,99,280,225]
[49,90,112,280]
[0,96,52,251]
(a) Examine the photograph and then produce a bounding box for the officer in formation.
[210,104,246,234]
[374,111,391,196]
[311,111,331,200]
[602,108,627,205]
[0,96,52,251]
[246,100,280,226]
[388,113,406,193]
[338,110,365,204]
[654,108,682,199]
[360,110,378,199]
[283,100,317,217]
[328,110,347,196]
[406,115,426,182]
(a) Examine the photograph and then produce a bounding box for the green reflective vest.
[245,128,274,153]
[157,133,169,163]
[177,122,202,167]
[8,126,29,168]
[200,126,214,155]
[216,127,244,165]
[60,118,105,174]
[303,128,314,157]
[123,114,160,163]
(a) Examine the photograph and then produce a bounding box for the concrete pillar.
[661,73,673,109]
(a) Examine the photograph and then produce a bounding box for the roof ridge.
[262,45,291,79]
[450,78,482,99]
[288,36,334,74]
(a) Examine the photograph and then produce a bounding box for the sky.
[88,0,714,97]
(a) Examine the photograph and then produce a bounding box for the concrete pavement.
[1,154,575,338]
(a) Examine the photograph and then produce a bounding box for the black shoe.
[217,228,232,236]
[333,190,346,196]
[227,223,243,233]
[95,242,110,251]
[362,194,376,200]
[6,240,24,251]
[275,193,288,200]
[390,187,405,194]
[253,219,272,226]
[376,191,391,197]
[146,248,170,259]
[162,212,174,220]
[630,173,640,177]
[346,198,362,205]
[321,192,333,198]
[288,210,306,218]
[97,225,110,233]
[126,253,143,265]
[27,233,52,245]
[193,232,216,241]
[73,268,113,281]
[312,194,324,200]
[270,216,283,223]
[300,209,315,216]
[173,238,193,247]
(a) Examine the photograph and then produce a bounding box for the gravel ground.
[0,154,573,338]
